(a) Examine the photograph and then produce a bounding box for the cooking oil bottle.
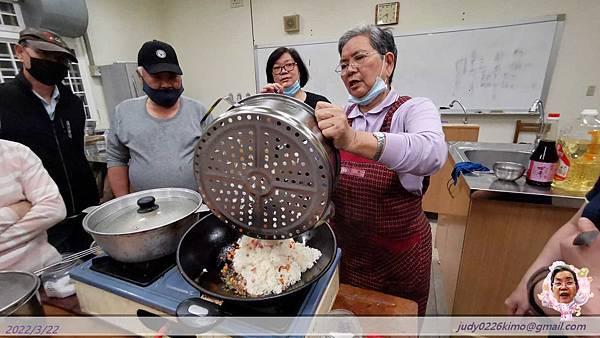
[553,109,600,192]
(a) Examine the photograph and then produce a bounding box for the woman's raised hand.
[260,83,284,94]
[315,101,356,150]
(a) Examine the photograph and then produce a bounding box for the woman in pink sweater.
[0,140,66,271]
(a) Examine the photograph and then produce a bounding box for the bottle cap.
[547,112,560,120]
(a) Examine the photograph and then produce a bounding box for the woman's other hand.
[315,101,356,150]
[260,83,284,94]
[9,200,32,220]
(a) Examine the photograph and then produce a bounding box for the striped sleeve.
[0,207,19,228]
[0,145,66,249]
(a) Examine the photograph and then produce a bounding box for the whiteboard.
[254,15,563,112]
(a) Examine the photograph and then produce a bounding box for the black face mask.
[143,82,184,108]
[27,57,69,86]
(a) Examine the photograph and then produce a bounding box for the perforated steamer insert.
[194,94,338,239]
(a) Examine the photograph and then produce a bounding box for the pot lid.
[0,271,39,315]
[194,94,337,240]
[85,188,201,234]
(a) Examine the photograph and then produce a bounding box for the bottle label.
[554,143,570,181]
[527,160,558,183]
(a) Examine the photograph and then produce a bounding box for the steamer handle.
[200,95,242,125]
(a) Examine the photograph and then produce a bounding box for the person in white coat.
[0,140,66,272]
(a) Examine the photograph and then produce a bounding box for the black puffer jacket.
[0,73,99,215]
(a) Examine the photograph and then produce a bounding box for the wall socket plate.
[586,85,596,97]
[231,0,243,8]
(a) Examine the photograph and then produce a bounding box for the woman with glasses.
[261,47,330,109]
[314,25,447,315]
[551,266,579,304]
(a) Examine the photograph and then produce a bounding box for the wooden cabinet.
[435,158,582,314]
[422,124,479,214]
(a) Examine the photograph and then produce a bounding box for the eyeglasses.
[272,62,297,75]
[335,51,381,75]
[553,281,576,288]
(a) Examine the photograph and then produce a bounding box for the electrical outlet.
[586,85,596,96]
[230,0,243,8]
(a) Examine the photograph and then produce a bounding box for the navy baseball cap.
[137,40,182,75]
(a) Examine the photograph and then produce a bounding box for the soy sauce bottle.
[526,113,560,186]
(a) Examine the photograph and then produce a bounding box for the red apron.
[332,96,432,315]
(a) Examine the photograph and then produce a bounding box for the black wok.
[176,213,337,302]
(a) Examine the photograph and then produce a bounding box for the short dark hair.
[338,24,397,87]
[551,266,579,290]
[266,47,309,87]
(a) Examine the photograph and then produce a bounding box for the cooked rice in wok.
[221,236,322,296]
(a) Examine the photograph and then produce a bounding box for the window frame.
[0,35,19,82]
[0,1,24,32]
[63,36,100,122]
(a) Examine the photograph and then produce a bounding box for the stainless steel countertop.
[449,142,586,208]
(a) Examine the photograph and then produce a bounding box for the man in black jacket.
[0,28,98,252]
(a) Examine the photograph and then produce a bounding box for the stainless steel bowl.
[0,271,44,316]
[493,161,526,181]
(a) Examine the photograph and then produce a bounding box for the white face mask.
[347,58,388,105]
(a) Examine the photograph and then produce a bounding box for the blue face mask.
[143,82,184,108]
[283,80,301,97]
[348,62,388,106]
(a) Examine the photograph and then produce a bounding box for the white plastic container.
[40,254,83,298]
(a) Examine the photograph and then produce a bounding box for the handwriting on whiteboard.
[453,49,535,100]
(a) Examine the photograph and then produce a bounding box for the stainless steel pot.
[82,188,203,263]
[194,94,339,239]
[0,271,44,316]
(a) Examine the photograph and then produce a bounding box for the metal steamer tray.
[194,94,339,239]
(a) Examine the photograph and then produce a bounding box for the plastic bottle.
[552,109,600,192]
[526,113,560,186]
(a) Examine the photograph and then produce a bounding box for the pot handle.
[137,196,159,213]
[194,204,210,213]
[317,202,335,226]
[67,205,98,218]
[200,95,242,125]
[324,202,335,220]
[175,297,223,333]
